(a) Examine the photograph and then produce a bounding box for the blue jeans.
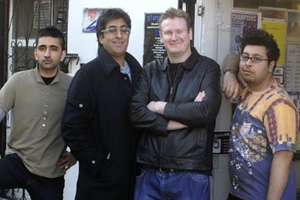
[0,153,64,200]
[134,168,210,200]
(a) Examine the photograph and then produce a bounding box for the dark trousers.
[0,153,64,200]
[227,193,244,200]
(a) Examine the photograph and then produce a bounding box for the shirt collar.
[34,66,60,84]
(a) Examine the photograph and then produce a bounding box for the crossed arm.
[130,63,221,135]
[147,91,206,130]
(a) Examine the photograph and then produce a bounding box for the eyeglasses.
[101,26,131,35]
[240,55,269,63]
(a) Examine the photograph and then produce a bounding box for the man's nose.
[245,58,252,65]
[116,30,122,37]
[44,49,50,57]
[171,32,178,40]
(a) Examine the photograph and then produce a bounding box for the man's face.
[98,18,130,60]
[34,36,65,76]
[239,45,275,91]
[160,17,192,59]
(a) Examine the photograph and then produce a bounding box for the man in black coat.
[61,9,141,200]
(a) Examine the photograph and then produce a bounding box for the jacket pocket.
[64,97,93,121]
[67,97,89,110]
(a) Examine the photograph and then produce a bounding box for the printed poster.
[261,21,286,67]
[230,10,261,53]
[82,8,106,33]
[285,43,300,92]
[259,7,287,67]
[143,13,167,66]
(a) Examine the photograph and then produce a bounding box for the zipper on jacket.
[161,63,183,165]
[168,64,183,102]
[169,86,173,97]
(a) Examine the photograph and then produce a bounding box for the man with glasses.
[222,29,298,200]
[61,8,141,200]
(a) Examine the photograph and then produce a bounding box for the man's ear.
[60,50,66,62]
[268,60,276,72]
[34,48,37,60]
[189,27,193,40]
[98,34,104,45]
[159,31,163,44]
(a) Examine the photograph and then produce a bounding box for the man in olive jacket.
[61,9,141,200]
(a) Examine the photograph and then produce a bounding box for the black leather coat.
[130,47,221,174]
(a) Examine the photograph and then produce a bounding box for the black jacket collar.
[97,47,142,78]
[161,47,201,71]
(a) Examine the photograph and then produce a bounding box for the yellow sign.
[262,21,286,67]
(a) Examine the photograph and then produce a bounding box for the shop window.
[234,0,300,10]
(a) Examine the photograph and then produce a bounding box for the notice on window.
[82,8,106,33]
[285,43,300,92]
[262,21,286,67]
[230,10,261,54]
[143,13,167,66]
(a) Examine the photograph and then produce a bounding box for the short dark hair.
[96,8,131,47]
[35,26,66,50]
[158,7,192,30]
[240,29,280,67]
